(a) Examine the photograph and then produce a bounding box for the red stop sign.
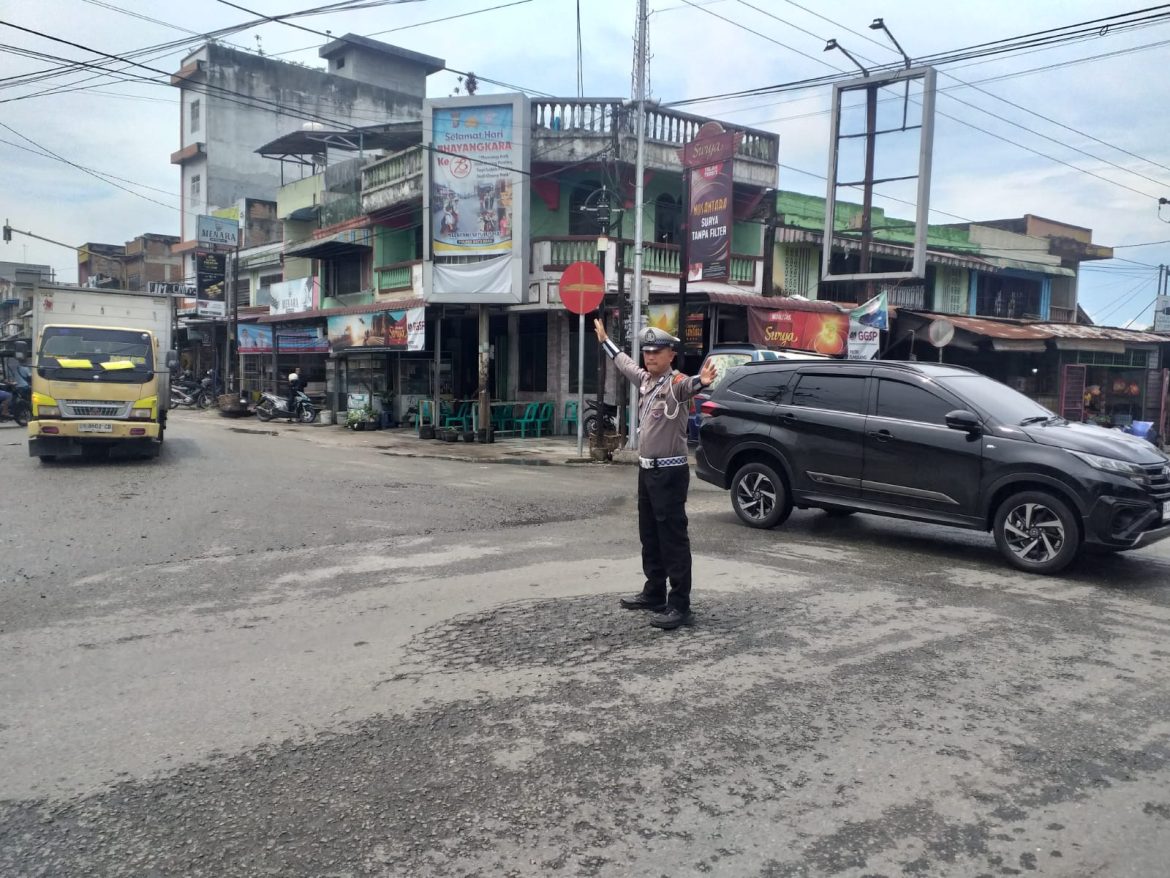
[559,261,605,315]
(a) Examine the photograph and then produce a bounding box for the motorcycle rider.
[286,371,303,414]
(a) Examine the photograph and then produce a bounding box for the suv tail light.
[700,401,725,417]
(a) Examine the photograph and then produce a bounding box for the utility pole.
[628,0,648,449]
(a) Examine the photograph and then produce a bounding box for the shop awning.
[257,295,423,324]
[898,311,1170,353]
[284,228,372,260]
[986,256,1076,277]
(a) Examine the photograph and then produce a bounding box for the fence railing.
[361,145,424,193]
[533,236,759,286]
[530,99,778,164]
[375,260,419,292]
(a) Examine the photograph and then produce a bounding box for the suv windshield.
[935,375,1055,424]
[38,327,155,384]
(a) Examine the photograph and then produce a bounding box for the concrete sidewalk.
[179,408,666,467]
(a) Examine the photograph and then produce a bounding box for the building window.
[190,99,200,133]
[654,193,680,244]
[518,313,547,392]
[190,174,201,199]
[336,55,345,69]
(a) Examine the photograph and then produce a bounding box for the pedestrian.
[593,319,717,630]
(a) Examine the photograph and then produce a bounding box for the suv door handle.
[779,412,797,425]
[868,429,894,442]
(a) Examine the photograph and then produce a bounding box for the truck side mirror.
[165,350,179,369]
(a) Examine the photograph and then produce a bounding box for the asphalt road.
[3,412,1170,877]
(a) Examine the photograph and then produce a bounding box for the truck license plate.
[77,422,113,433]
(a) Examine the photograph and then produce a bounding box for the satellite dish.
[927,318,954,348]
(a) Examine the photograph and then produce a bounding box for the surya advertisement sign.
[748,307,848,356]
[327,308,425,352]
[680,124,737,283]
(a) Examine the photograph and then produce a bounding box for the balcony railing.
[362,144,424,193]
[532,236,759,287]
[531,99,778,164]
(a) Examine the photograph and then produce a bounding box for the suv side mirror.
[945,409,982,434]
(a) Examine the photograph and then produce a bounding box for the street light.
[869,18,912,69]
[824,39,869,77]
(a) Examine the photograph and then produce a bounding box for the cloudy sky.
[2,0,1169,326]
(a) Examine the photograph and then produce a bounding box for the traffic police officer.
[594,319,718,630]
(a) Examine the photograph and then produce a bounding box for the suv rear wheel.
[993,490,1080,574]
[731,461,792,529]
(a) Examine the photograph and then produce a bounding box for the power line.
[0,135,178,196]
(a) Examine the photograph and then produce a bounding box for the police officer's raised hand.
[699,358,718,387]
[593,318,608,344]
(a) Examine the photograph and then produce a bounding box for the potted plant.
[346,405,376,431]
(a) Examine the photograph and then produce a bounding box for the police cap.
[639,326,679,351]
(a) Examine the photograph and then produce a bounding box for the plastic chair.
[492,403,515,432]
[536,401,554,437]
[515,402,541,437]
[442,400,472,431]
[562,400,578,435]
[415,400,433,437]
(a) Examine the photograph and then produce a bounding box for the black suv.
[696,360,1170,574]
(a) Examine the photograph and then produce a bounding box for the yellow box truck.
[28,284,177,462]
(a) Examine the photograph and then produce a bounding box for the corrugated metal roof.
[1037,323,1167,343]
[902,311,1170,344]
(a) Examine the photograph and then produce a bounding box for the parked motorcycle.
[0,384,31,427]
[170,372,214,409]
[583,398,619,436]
[254,389,317,423]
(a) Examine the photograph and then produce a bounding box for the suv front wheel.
[993,490,1081,574]
[731,461,793,529]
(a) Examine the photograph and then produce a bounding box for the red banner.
[748,308,849,356]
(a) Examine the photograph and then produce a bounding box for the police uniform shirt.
[601,339,704,460]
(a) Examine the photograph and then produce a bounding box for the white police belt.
[639,455,687,469]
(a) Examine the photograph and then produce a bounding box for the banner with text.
[748,307,848,356]
[237,324,273,354]
[195,251,226,317]
[327,308,425,352]
[197,214,239,248]
[268,276,318,316]
[431,103,515,256]
[687,160,733,282]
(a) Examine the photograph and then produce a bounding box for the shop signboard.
[748,307,848,355]
[1154,295,1170,333]
[327,308,425,352]
[195,250,226,317]
[237,324,273,354]
[269,277,318,316]
[277,328,330,353]
[148,281,197,315]
[847,292,887,359]
[197,214,239,248]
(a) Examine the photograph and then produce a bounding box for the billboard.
[686,161,733,282]
[195,251,226,317]
[238,324,273,354]
[327,308,425,352]
[269,277,318,316]
[748,307,848,356]
[197,214,239,248]
[1155,295,1170,333]
[423,93,530,305]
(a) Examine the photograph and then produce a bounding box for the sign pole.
[577,311,585,457]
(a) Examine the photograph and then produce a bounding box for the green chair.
[536,401,554,437]
[492,403,515,432]
[442,400,472,431]
[562,400,578,435]
[515,402,541,437]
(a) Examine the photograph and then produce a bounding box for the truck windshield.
[38,327,154,383]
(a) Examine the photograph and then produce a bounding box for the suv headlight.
[1066,449,1146,482]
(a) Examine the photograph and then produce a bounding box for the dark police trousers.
[638,464,692,612]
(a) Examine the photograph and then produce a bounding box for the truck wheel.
[993,490,1081,575]
[730,461,792,529]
